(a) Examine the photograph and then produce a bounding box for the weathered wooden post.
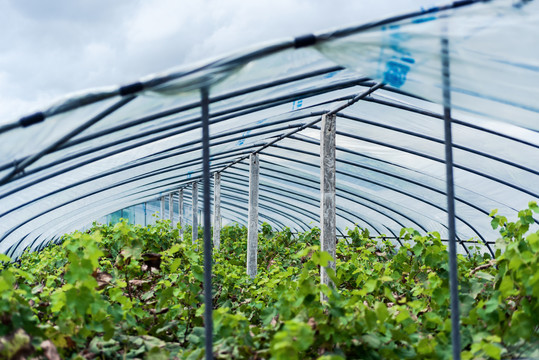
[160,196,165,220]
[246,154,259,278]
[213,172,221,250]
[192,182,198,244]
[168,193,174,226]
[320,113,336,301]
[178,189,184,238]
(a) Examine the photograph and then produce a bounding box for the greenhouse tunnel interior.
[0,0,538,259]
[1,0,539,359]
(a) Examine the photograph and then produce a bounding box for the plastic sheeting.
[1,0,538,258]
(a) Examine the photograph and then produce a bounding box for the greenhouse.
[0,0,538,359]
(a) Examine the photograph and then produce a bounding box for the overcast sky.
[0,0,436,123]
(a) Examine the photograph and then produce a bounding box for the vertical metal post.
[201,87,213,360]
[178,189,184,237]
[442,34,461,360]
[192,182,198,244]
[213,172,221,250]
[246,153,259,279]
[320,113,336,302]
[160,196,165,220]
[144,202,147,227]
[169,193,174,226]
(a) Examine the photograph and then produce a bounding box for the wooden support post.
[247,154,259,278]
[178,189,184,237]
[160,196,165,220]
[168,193,174,226]
[320,113,336,301]
[192,182,198,244]
[213,173,221,250]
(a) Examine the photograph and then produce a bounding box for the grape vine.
[0,202,538,359]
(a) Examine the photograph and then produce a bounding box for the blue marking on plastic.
[378,20,416,89]
[389,32,411,42]
[390,44,408,54]
[383,61,410,88]
[292,99,303,110]
[323,71,338,79]
[412,16,437,24]
[237,130,251,146]
[187,171,193,179]
[401,57,415,64]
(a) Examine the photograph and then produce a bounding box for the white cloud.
[125,0,201,44]
[0,0,436,123]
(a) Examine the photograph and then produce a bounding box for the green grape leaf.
[311,251,334,267]
[170,258,182,273]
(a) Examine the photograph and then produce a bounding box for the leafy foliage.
[0,203,538,359]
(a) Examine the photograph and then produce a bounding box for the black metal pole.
[442,35,461,360]
[217,82,383,174]
[0,95,136,185]
[200,87,213,359]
